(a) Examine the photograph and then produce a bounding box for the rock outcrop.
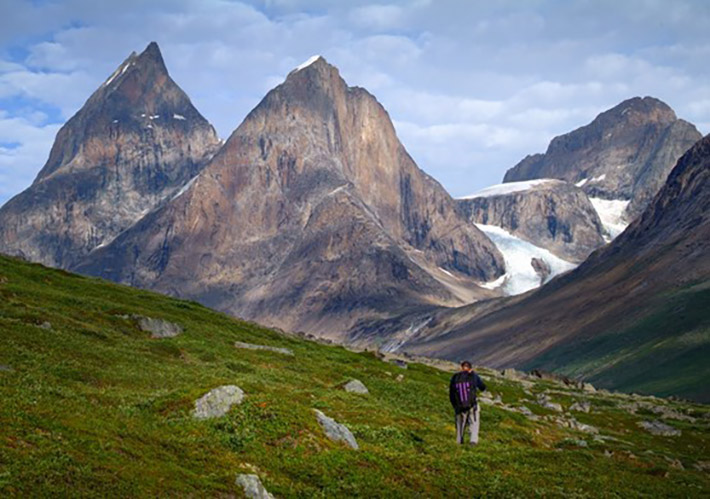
[503,97,701,223]
[76,56,504,340]
[0,42,220,269]
[457,179,605,262]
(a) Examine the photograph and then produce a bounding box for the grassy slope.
[523,283,710,402]
[0,255,709,497]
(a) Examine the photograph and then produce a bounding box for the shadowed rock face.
[457,179,605,262]
[76,56,504,339]
[503,97,701,221]
[0,42,220,268]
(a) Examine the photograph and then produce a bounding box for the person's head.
[460,360,472,372]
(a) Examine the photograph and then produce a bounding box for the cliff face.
[503,97,702,221]
[76,56,504,339]
[457,179,605,263]
[0,42,221,268]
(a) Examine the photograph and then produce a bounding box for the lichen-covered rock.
[314,409,359,450]
[193,385,244,420]
[133,315,183,338]
[637,420,681,437]
[235,474,274,499]
[343,379,369,394]
[234,341,294,356]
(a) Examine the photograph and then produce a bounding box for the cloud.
[0,113,60,200]
[0,0,708,205]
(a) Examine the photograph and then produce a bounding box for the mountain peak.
[293,54,324,72]
[136,41,167,71]
[606,96,676,124]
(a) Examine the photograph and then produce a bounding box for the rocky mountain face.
[503,97,701,222]
[393,133,710,401]
[0,42,221,268]
[457,179,605,263]
[76,56,504,339]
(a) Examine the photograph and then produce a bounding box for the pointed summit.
[0,43,220,269]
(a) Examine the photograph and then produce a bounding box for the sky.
[1,0,709,206]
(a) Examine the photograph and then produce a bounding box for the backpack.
[453,372,477,410]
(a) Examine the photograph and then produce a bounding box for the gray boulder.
[343,379,369,395]
[193,385,244,420]
[39,321,52,330]
[234,341,294,356]
[569,401,591,413]
[637,420,681,437]
[133,315,183,338]
[314,409,359,450]
[537,394,563,412]
[235,474,274,499]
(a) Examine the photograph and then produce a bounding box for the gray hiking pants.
[455,405,481,444]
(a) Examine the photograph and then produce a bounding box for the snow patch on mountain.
[476,224,576,295]
[460,179,560,199]
[589,198,630,240]
[294,55,322,72]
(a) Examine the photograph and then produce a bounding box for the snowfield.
[476,224,576,295]
[459,179,560,199]
[589,197,630,240]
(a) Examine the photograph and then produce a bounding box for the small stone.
[665,457,684,470]
[604,450,614,458]
[343,379,369,394]
[573,439,588,447]
[38,321,52,330]
[501,368,522,379]
[395,374,404,382]
[234,341,294,356]
[637,420,681,437]
[0,364,13,372]
[537,394,563,412]
[582,382,596,393]
[235,474,274,499]
[389,359,408,369]
[314,409,359,450]
[569,401,591,413]
[133,315,183,338]
[193,385,244,420]
[693,461,710,472]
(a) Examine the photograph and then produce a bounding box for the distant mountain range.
[0,42,707,400]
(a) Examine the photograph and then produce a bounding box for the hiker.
[449,360,486,445]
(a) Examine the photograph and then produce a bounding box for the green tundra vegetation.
[1,254,708,497]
